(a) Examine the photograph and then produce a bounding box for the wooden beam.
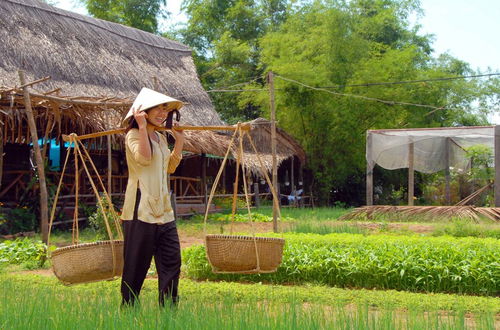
[19,70,49,243]
[268,71,278,233]
[408,140,415,206]
[2,76,51,94]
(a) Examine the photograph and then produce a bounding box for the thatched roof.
[181,118,306,173]
[0,0,306,172]
[0,0,223,127]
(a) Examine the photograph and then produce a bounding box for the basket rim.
[205,234,285,244]
[52,240,124,256]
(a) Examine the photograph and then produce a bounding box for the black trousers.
[121,197,181,306]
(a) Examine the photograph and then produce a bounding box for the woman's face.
[146,104,171,127]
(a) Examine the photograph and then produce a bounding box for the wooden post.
[254,182,260,208]
[268,71,278,233]
[107,111,112,195]
[291,157,296,206]
[366,131,374,206]
[495,126,500,206]
[408,139,415,206]
[19,70,49,243]
[0,128,3,191]
[444,137,451,204]
[201,153,207,206]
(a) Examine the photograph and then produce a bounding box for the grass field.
[1,207,499,329]
[0,274,498,329]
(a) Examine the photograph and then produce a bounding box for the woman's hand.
[132,105,147,129]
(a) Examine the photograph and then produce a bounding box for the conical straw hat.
[122,88,184,127]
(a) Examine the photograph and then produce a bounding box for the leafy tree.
[242,0,500,204]
[79,0,168,34]
[178,0,293,122]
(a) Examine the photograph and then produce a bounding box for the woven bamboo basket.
[51,240,124,285]
[205,234,285,274]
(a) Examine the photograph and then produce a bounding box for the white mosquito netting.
[367,126,494,174]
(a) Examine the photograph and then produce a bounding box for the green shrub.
[0,238,48,269]
[88,195,121,240]
[212,196,246,210]
[183,233,500,296]
[0,207,36,235]
[432,219,500,239]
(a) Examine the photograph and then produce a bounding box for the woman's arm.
[167,125,184,173]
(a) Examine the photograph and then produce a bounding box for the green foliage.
[0,238,48,269]
[79,0,168,33]
[0,207,36,235]
[465,144,493,182]
[183,233,500,295]
[249,0,500,204]
[178,0,292,123]
[87,195,121,240]
[421,144,494,205]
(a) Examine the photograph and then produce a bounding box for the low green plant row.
[182,233,500,296]
[191,212,293,223]
[2,273,500,313]
[0,238,48,269]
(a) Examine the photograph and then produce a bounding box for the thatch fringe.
[1,88,305,173]
[340,205,500,222]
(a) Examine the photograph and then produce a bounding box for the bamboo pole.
[23,91,131,107]
[268,71,278,233]
[62,124,252,142]
[19,70,49,243]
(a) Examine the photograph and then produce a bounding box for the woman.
[120,88,184,307]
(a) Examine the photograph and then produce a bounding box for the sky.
[53,0,500,121]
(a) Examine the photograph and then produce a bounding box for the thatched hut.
[0,0,306,215]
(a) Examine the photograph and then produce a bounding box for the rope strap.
[47,133,123,276]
